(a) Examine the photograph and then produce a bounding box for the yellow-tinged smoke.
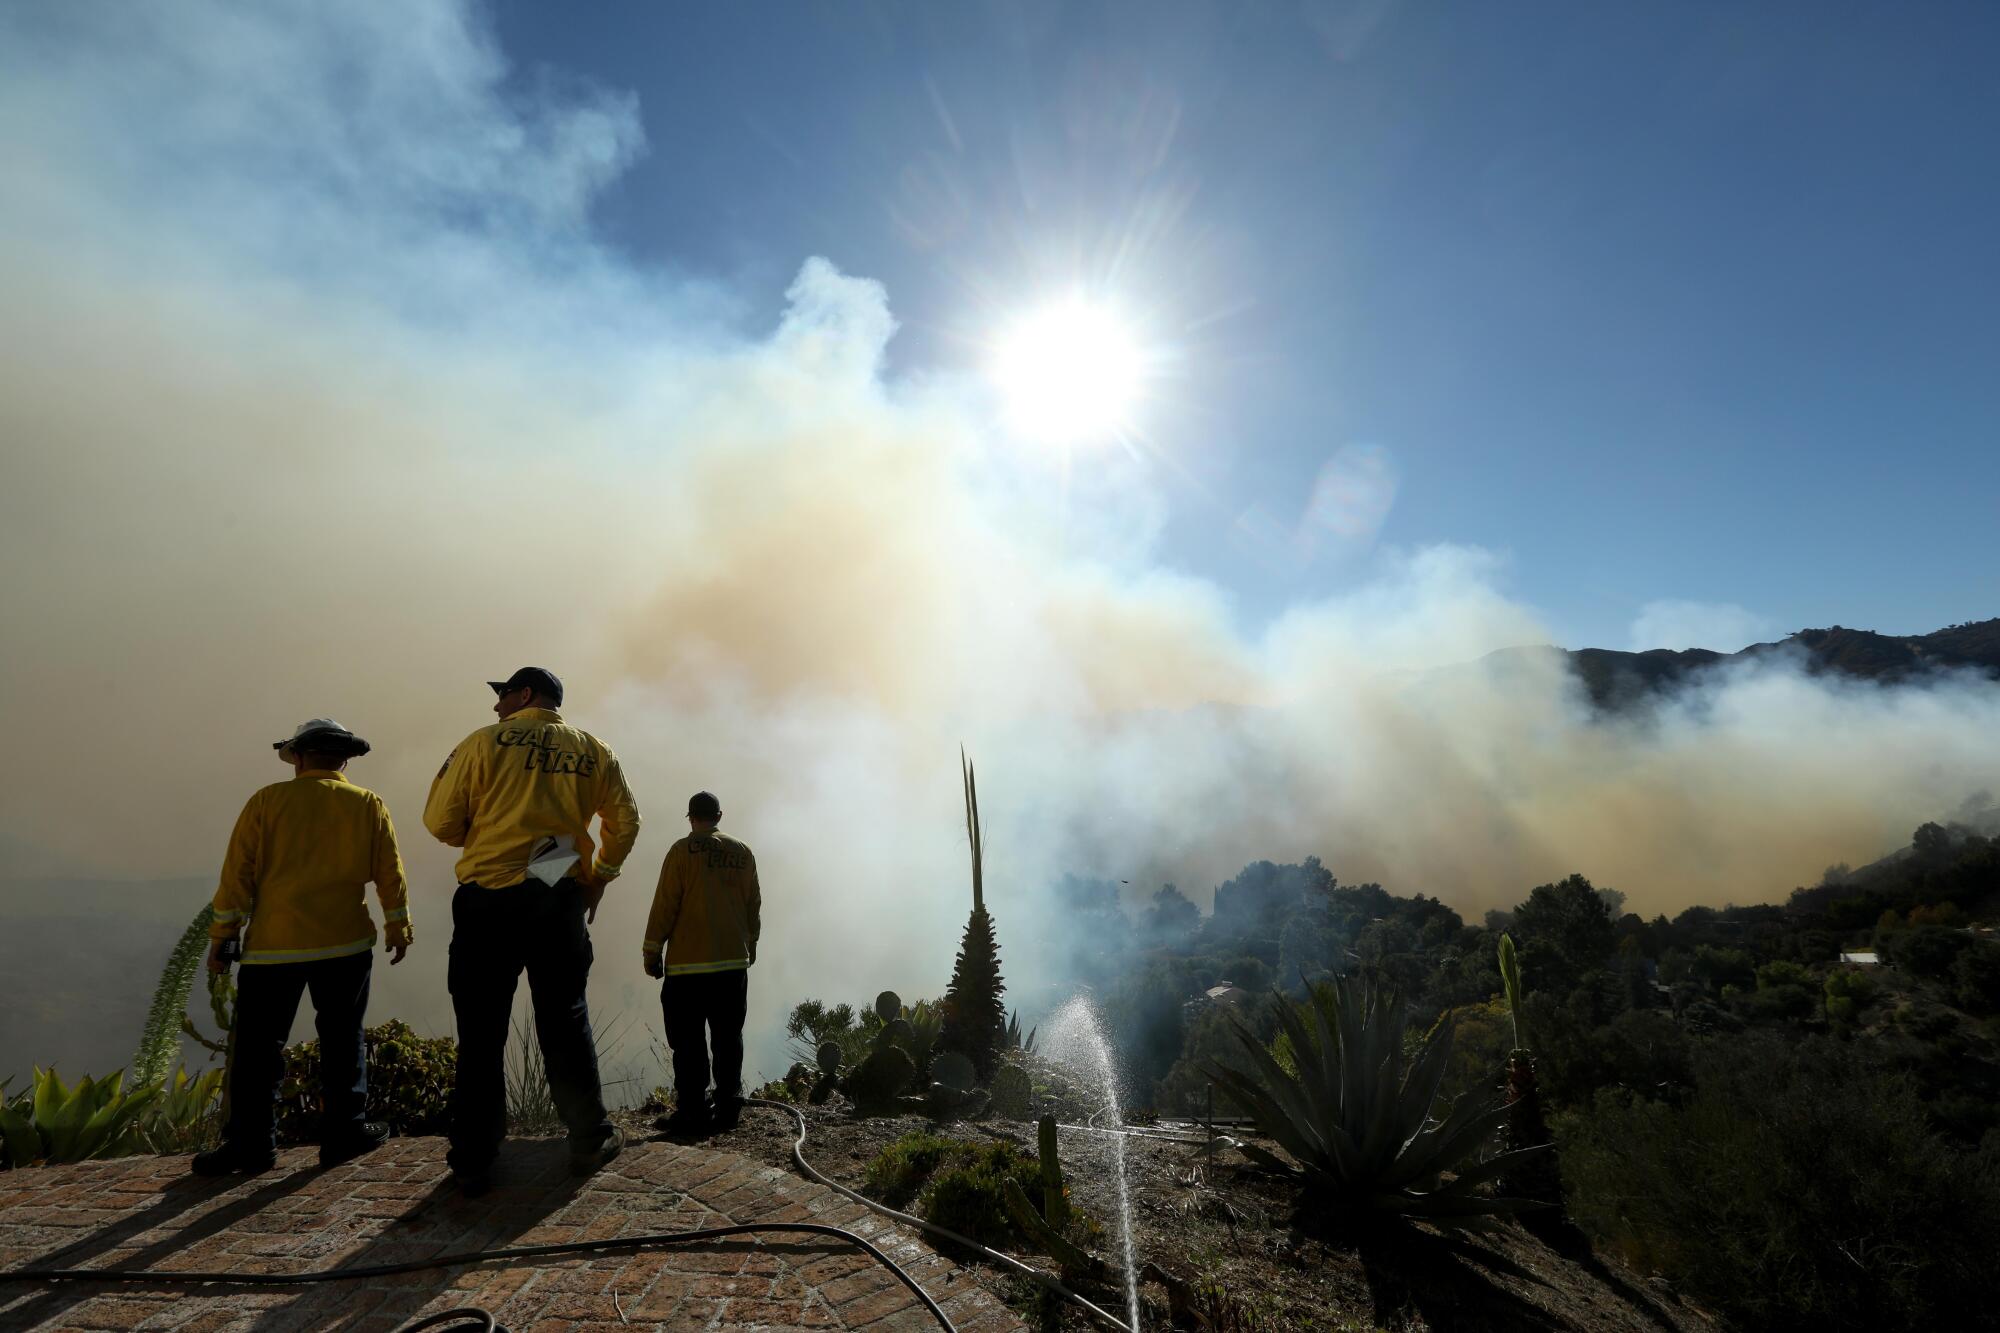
[2,3,1997,1063]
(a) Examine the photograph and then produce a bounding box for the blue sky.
[491,0,1999,648]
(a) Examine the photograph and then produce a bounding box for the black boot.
[191,1140,277,1177]
[319,1120,390,1168]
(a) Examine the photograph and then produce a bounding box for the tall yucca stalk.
[1497,934,1558,1203]
[940,750,1006,1079]
[132,904,214,1087]
[1205,973,1548,1225]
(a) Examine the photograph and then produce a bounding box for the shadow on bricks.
[245,1138,589,1332]
[1,1162,321,1331]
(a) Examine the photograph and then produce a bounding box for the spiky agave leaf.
[1498,933,1525,1051]
[1206,975,1546,1225]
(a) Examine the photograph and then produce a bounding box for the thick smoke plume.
[4,4,1997,1073]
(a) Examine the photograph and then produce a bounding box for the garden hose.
[747,1098,1136,1333]
[1,1209,951,1333]
[1,1102,1143,1333]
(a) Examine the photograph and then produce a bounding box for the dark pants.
[226,950,372,1153]
[661,968,749,1111]
[447,878,612,1168]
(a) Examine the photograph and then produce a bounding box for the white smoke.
[2,2,1996,1080]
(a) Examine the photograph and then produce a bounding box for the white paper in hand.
[525,835,580,886]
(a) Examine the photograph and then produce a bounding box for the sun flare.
[991,298,1144,444]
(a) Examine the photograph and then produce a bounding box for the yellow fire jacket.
[209,770,413,965]
[423,708,641,889]
[644,830,761,976]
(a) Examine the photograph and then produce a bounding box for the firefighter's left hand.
[580,877,606,924]
[643,952,664,979]
[387,940,409,965]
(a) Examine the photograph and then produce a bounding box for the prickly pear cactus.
[931,1051,976,1094]
[882,1017,916,1047]
[1038,1115,1070,1229]
[990,1063,1032,1119]
[843,1044,916,1112]
[874,991,903,1023]
[810,1041,845,1104]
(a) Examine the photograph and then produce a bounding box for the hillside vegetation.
[1032,818,2000,1331]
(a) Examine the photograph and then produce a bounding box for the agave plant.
[1204,973,1547,1224]
[0,1068,164,1167]
[140,1067,226,1153]
[940,751,1007,1078]
[1497,935,1559,1202]
[1003,1009,1037,1054]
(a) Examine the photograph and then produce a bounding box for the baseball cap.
[487,666,564,706]
[687,791,721,819]
[272,718,371,758]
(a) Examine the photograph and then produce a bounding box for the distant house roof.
[1204,984,1251,1005]
[1840,950,1880,966]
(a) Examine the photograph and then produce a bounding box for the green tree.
[1142,884,1200,945]
[1509,873,1616,994]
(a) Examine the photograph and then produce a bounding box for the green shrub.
[862,1131,1084,1253]
[277,1019,454,1143]
[1560,1036,2000,1331]
[1823,968,1877,1026]
[862,1131,962,1208]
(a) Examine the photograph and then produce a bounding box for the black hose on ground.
[747,1097,1136,1333]
[1,1101,1153,1333]
[1,1188,952,1333]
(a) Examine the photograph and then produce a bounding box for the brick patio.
[0,1136,1029,1333]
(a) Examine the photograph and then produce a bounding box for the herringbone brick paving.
[0,1136,1027,1332]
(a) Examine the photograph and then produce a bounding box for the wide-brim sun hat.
[272,718,371,759]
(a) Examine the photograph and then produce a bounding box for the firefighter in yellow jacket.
[424,666,639,1194]
[643,791,761,1134]
[195,719,412,1177]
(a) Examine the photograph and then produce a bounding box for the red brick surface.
[0,1138,1026,1332]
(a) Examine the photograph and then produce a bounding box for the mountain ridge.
[1498,617,2000,710]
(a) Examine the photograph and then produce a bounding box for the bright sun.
[991,298,1143,444]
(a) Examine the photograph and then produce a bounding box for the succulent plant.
[1498,934,1559,1203]
[810,1041,846,1104]
[133,903,216,1088]
[931,1050,976,1094]
[881,1017,917,1047]
[844,1044,917,1111]
[1038,1115,1071,1229]
[875,990,903,1023]
[1204,973,1551,1225]
[990,1063,1033,1119]
[940,752,1007,1079]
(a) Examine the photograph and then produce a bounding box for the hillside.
[1548,618,2000,709]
